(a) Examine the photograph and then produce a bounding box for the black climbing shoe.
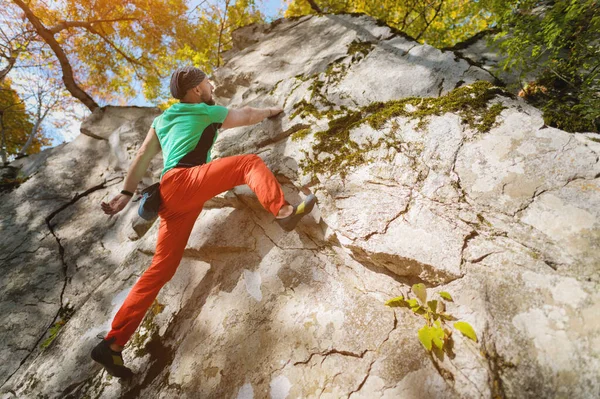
[91,337,133,379]
[276,194,317,231]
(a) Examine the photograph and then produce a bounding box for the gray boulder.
[1,14,598,399]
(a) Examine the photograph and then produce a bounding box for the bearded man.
[91,66,316,377]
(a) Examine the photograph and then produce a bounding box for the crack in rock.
[294,348,370,366]
[1,178,120,388]
[347,359,376,398]
[362,190,413,241]
[460,230,480,265]
[470,251,500,264]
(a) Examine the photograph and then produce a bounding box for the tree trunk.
[17,110,43,157]
[306,0,323,14]
[0,112,7,165]
[216,0,231,68]
[12,0,99,112]
[0,55,17,83]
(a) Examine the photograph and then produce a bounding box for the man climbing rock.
[91,66,316,378]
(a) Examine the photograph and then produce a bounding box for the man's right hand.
[101,193,131,215]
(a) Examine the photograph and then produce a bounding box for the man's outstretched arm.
[101,127,162,215]
[221,106,283,129]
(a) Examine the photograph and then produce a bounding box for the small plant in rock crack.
[385,284,477,353]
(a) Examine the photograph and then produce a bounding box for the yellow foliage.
[284,0,497,48]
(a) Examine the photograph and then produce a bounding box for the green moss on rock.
[269,80,282,95]
[300,81,507,178]
[347,40,373,58]
[292,127,312,141]
[40,305,74,349]
[290,99,348,120]
[130,300,165,357]
[363,81,506,132]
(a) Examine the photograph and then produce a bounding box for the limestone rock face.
[1,14,599,399]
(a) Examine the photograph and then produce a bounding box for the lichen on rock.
[300,81,508,178]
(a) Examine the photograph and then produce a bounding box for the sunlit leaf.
[439,292,453,301]
[418,326,433,351]
[385,296,407,307]
[432,326,445,349]
[412,283,427,304]
[454,321,478,342]
[407,298,419,309]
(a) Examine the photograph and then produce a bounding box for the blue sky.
[261,0,285,20]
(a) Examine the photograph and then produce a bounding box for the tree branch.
[47,17,138,34]
[216,0,231,68]
[415,0,444,41]
[12,0,99,111]
[306,0,323,14]
[0,55,18,82]
[88,25,143,68]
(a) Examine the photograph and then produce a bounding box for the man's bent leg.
[105,210,200,346]
[192,154,287,216]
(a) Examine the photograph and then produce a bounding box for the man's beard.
[202,92,215,105]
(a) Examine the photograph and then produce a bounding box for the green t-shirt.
[151,102,229,178]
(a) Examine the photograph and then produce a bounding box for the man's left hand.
[101,193,131,216]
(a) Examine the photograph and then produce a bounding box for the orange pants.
[105,154,286,346]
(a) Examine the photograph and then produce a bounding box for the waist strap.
[174,122,221,168]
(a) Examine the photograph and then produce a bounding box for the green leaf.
[412,283,427,304]
[432,326,445,350]
[413,306,427,316]
[454,321,478,342]
[427,300,438,313]
[418,326,433,351]
[407,298,419,309]
[385,296,406,307]
[439,292,453,301]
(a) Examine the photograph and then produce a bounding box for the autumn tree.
[285,0,496,47]
[10,0,193,110]
[0,0,264,160]
[0,78,42,164]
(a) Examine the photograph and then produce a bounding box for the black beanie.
[170,66,207,99]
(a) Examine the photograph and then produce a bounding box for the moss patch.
[347,40,373,59]
[130,300,165,357]
[362,81,506,132]
[40,305,75,349]
[269,80,283,95]
[290,99,348,120]
[299,81,507,178]
[291,127,312,141]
